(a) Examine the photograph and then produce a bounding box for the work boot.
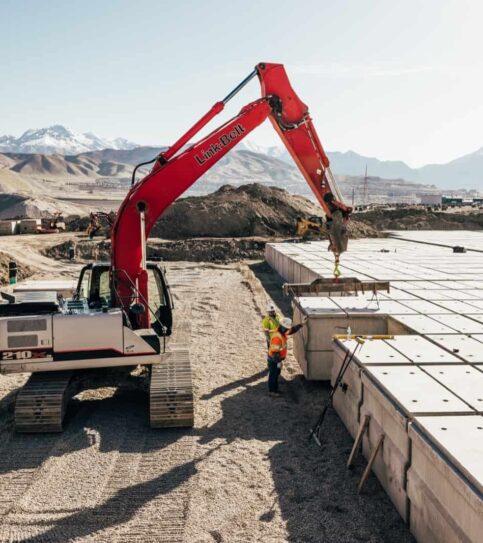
[269,391,280,397]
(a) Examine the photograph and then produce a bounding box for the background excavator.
[0,62,353,432]
[296,215,325,239]
[86,211,116,239]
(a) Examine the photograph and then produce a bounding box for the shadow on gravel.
[200,262,415,542]
[19,445,201,543]
[197,375,414,543]
[249,261,292,316]
[5,389,213,542]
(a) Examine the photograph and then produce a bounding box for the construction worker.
[267,316,306,397]
[262,302,281,348]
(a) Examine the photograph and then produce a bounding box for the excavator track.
[15,371,77,433]
[150,347,194,428]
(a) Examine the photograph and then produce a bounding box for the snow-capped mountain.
[0,125,138,155]
[1,127,482,190]
[238,140,288,160]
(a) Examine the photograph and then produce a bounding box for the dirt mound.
[64,215,92,232]
[0,251,33,284]
[45,237,274,263]
[355,207,483,231]
[151,183,379,239]
[0,193,88,219]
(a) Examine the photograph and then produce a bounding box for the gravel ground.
[0,234,413,542]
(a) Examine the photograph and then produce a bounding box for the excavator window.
[149,265,172,336]
[79,268,91,300]
[98,270,111,303]
[148,268,165,311]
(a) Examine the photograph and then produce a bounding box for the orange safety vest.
[268,329,288,360]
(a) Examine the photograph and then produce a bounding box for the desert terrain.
[0,233,413,543]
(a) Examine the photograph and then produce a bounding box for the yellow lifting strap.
[333,256,342,278]
[333,334,395,345]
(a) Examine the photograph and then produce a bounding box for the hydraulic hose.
[131,157,157,186]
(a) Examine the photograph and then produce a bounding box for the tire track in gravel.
[0,402,97,541]
[107,432,196,543]
[0,263,223,542]
[97,266,201,543]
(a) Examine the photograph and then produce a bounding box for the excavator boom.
[111,62,352,326]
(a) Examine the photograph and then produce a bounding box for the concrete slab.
[389,314,459,335]
[363,366,475,416]
[408,416,483,543]
[411,415,483,491]
[336,337,412,365]
[465,300,483,311]
[426,299,483,314]
[385,335,463,364]
[399,299,451,314]
[443,289,482,300]
[266,235,483,534]
[464,313,483,325]
[422,365,483,413]
[426,334,483,363]
[430,314,483,334]
[360,364,478,523]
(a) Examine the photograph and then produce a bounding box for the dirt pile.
[355,207,483,231]
[0,251,33,285]
[61,183,379,240]
[45,238,278,263]
[44,184,381,263]
[65,215,92,232]
[151,183,317,238]
[0,193,88,219]
[150,183,380,239]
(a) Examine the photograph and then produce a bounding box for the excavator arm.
[257,63,352,242]
[111,62,352,327]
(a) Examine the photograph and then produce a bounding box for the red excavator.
[0,62,353,432]
[112,62,352,331]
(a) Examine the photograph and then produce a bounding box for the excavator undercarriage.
[1,263,193,432]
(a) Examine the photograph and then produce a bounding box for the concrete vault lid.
[425,335,483,363]
[423,365,483,413]
[363,366,475,416]
[386,335,464,364]
[335,337,412,365]
[410,415,483,493]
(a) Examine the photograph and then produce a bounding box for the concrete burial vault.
[265,233,483,543]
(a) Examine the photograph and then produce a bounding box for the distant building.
[420,193,442,206]
[442,196,463,206]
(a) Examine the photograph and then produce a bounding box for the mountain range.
[0,125,136,155]
[0,125,481,190]
[0,145,440,209]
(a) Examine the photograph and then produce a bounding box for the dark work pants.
[267,356,281,393]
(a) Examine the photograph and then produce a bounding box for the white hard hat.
[280,317,292,329]
[266,302,277,313]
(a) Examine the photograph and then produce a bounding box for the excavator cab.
[75,262,173,336]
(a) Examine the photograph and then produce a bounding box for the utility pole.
[363,165,368,206]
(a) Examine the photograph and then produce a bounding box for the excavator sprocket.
[150,346,194,428]
[15,371,77,433]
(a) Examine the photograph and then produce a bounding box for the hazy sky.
[1,0,481,166]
